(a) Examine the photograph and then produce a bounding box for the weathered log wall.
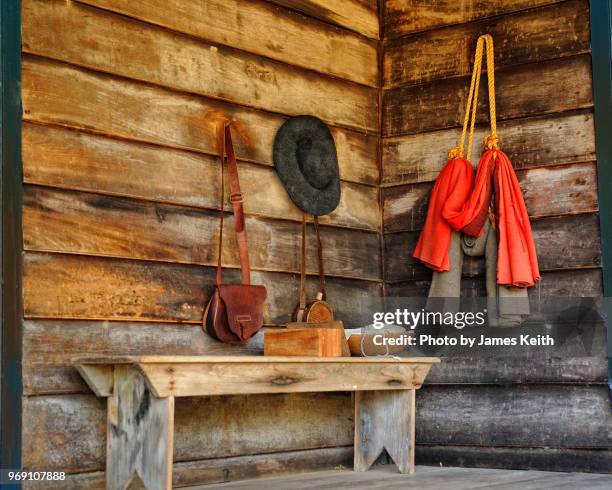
[382,0,612,472]
[21,0,379,485]
[20,0,611,483]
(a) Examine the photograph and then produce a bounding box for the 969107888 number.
[3,471,66,482]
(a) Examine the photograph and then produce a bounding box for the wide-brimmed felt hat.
[273,115,341,216]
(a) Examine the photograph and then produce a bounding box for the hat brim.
[273,116,341,216]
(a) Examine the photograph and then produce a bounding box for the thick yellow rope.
[482,34,499,150]
[449,36,484,161]
[465,41,483,163]
[460,38,483,157]
[480,34,499,226]
[449,34,500,160]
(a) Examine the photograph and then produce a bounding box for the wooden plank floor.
[189,465,612,489]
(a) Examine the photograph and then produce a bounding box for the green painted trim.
[589,0,612,402]
[0,0,23,479]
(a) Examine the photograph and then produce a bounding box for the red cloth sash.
[413,149,540,286]
[444,151,496,236]
[493,149,540,287]
[412,157,474,272]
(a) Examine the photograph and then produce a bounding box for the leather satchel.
[203,123,267,343]
[293,214,334,323]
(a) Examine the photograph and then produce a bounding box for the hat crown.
[273,115,340,216]
[295,136,334,190]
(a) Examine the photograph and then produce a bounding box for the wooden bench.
[74,355,439,490]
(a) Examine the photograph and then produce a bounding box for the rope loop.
[481,34,498,148]
[451,34,500,162]
[456,36,485,163]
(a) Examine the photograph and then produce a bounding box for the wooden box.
[264,327,344,357]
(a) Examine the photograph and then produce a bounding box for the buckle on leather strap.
[235,314,252,325]
[230,192,243,203]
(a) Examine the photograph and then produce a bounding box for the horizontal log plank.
[23,252,382,324]
[22,0,378,131]
[382,111,595,186]
[425,355,607,385]
[268,0,379,38]
[175,446,354,487]
[383,55,593,137]
[416,385,612,447]
[416,445,612,474]
[519,162,598,217]
[526,213,601,269]
[386,268,604,298]
[23,447,353,488]
[382,162,598,233]
[22,58,379,186]
[23,125,379,231]
[22,393,353,472]
[384,0,562,38]
[384,214,601,282]
[23,186,381,279]
[74,0,377,85]
[133,358,433,397]
[384,0,590,87]
[386,276,487,298]
[527,267,603,297]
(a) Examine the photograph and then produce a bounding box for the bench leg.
[354,389,415,474]
[107,365,175,490]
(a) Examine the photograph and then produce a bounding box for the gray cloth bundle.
[427,220,529,327]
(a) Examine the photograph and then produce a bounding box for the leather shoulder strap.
[298,214,327,314]
[217,123,251,285]
[313,216,326,299]
[299,213,307,314]
[216,124,225,286]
